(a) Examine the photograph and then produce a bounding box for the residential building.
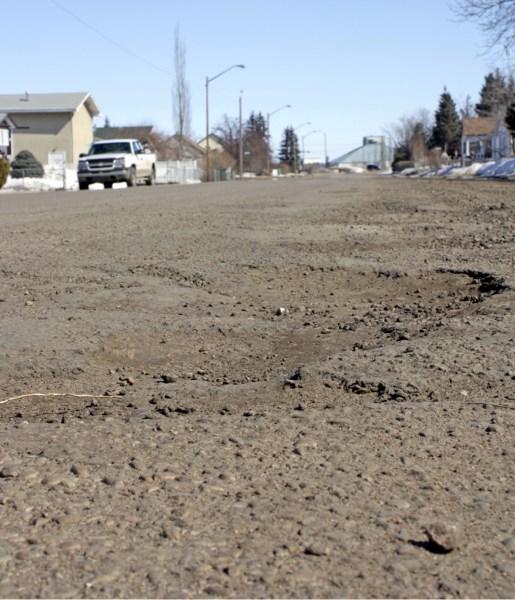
[461,117,513,163]
[0,92,100,164]
[0,113,17,156]
[166,135,206,161]
[197,134,225,153]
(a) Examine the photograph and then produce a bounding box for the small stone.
[386,497,411,509]
[304,542,329,556]
[41,474,63,487]
[438,580,464,596]
[161,374,178,383]
[424,521,463,552]
[101,475,122,488]
[502,537,515,550]
[70,464,86,477]
[0,464,20,478]
[147,570,163,586]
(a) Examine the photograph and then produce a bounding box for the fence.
[3,161,205,193]
[156,160,203,184]
[211,167,235,182]
[155,161,234,183]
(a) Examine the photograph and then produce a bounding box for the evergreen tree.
[431,88,462,156]
[476,69,515,118]
[245,111,267,137]
[244,112,268,175]
[10,149,44,179]
[278,126,299,167]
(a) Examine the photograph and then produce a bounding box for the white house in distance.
[461,117,512,163]
[0,92,100,165]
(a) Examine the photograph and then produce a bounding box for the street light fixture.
[205,64,245,182]
[301,129,318,167]
[266,104,291,174]
[293,122,311,175]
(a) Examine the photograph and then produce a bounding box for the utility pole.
[239,91,243,178]
[205,64,245,182]
[266,104,291,175]
[293,122,311,175]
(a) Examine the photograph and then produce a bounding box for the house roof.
[462,117,498,136]
[0,113,18,128]
[169,134,206,155]
[0,92,100,117]
[197,134,224,149]
[94,126,154,140]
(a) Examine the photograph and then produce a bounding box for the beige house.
[0,92,100,165]
[197,133,225,152]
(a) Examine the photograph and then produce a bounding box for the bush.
[10,149,44,179]
[0,155,9,189]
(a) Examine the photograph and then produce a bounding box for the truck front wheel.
[127,167,137,187]
[146,166,156,186]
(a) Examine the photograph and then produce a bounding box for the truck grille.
[86,159,115,171]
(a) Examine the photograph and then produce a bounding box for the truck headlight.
[78,161,88,172]
[113,158,125,169]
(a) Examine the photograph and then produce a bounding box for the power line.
[49,0,171,76]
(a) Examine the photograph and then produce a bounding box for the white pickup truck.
[77,139,156,190]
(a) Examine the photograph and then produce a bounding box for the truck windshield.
[88,142,132,155]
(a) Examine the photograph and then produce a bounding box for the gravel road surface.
[0,174,513,598]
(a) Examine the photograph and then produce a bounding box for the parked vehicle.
[77,139,156,189]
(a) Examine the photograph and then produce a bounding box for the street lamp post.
[321,131,328,167]
[301,129,317,169]
[293,122,311,175]
[205,64,245,182]
[266,104,291,175]
[239,91,243,179]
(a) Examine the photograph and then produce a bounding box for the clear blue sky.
[5,0,505,160]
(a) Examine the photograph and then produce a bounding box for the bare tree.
[384,109,433,161]
[172,26,191,159]
[458,94,476,118]
[453,0,515,52]
[213,115,240,160]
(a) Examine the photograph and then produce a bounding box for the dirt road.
[0,174,513,598]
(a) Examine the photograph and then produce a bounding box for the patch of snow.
[396,158,515,180]
[477,157,515,178]
[1,166,79,193]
